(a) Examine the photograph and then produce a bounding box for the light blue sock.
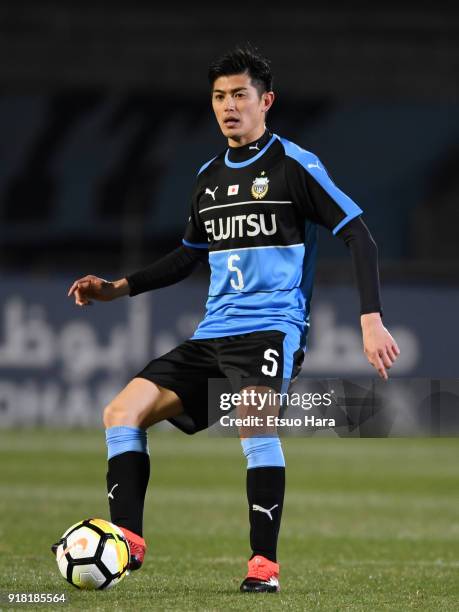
[241,436,285,469]
[105,426,149,460]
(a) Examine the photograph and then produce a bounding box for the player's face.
[211,72,274,147]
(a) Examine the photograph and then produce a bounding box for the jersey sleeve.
[282,140,362,234]
[182,186,209,249]
[126,245,207,296]
[337,217,382,315]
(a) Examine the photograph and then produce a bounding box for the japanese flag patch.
[227,184,239,196]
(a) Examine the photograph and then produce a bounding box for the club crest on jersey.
[251,171,269,200]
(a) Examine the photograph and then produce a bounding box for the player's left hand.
[361,313,400,380]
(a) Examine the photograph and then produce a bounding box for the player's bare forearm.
[361,312,400,380]
[68,275,129,306]
[112,278,130,297]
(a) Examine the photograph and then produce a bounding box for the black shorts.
[135,330,304,434]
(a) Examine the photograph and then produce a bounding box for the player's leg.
[103,378,183,568]
[219,329,302,592]
[237,385,284,593]
[50,378,183,568]
[102,338,219,569]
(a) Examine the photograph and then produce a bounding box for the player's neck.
[226,129,272,163]
[227,124,267,148]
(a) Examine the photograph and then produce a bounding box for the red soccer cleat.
[240,555,280,593]
[118,527,147,570]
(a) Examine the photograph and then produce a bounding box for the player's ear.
[262,91,275,113]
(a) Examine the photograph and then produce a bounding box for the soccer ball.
[55,518,130,590]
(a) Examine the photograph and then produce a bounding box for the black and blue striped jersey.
[182,130,363,346]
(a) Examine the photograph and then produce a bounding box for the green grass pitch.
[0,430,458,611]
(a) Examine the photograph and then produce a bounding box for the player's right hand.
[68,275,127,306]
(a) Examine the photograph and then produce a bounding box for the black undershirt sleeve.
[336,217,383,316]
[126,245,208,297]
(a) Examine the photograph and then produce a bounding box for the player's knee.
[103,399,164,429]
[103,402,121,428]
[103,401,140,428]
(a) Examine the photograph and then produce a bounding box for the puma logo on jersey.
[108,483,119,500]
[252,504,279,521]
[249,142,260,151]
[307,160,322,170]
[205,186,219,201]
[204,213,277,240]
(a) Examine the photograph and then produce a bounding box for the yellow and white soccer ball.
[55,518,130,590]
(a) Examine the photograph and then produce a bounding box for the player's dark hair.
[208,45,273,96]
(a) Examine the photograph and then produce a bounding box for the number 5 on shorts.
[262,349,279,377]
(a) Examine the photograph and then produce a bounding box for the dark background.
[1,2,458,280]
[0,3,458,427]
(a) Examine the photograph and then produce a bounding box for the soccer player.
[57,47,400,593]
